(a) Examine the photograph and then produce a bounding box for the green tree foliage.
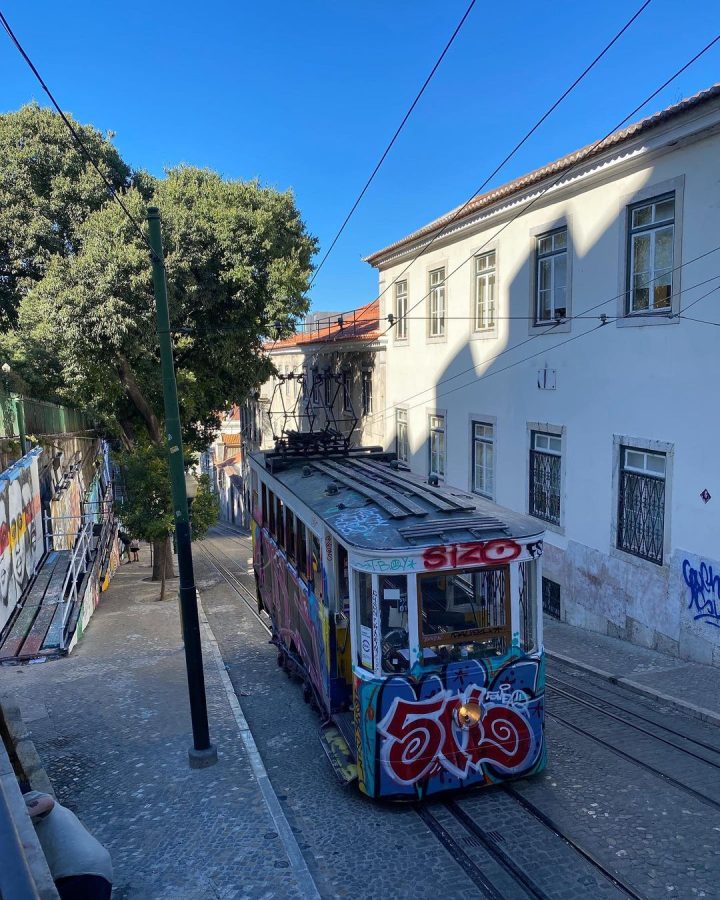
[0,103,130,329]
[189,475,221,540]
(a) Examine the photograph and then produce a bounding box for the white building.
[365,84,720,667]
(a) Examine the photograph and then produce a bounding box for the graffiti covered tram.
[249,448,546,801]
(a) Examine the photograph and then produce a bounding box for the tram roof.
[250,450,544,551]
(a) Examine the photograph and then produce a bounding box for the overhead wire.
[309,0,479,287]
[373,30,720,342]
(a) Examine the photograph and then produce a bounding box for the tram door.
[334,541,353,688]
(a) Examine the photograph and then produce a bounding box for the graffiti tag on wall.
[683,558,720,628]
[0,449,43,634]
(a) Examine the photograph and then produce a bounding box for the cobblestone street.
[3,526,720,898]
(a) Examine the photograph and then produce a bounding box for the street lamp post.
[147,207,217,770]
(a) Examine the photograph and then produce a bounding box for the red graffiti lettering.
[378,686,537,786]
[421,539,521,571]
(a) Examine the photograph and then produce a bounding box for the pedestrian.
[24,791,113,900]
[130,537,140,562]
[118,530,131,564]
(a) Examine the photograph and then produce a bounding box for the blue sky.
[1,1,718,315]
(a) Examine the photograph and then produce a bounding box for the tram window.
[357,572,374,671]
[268,490,276,535]
[285,508,296,563]
[379,575,409,674]
[276,497,284,548]
[310,534,323,601]
[297,520,308,580]
[418,567,510,661]
[519,560,538,652]
[261,484,268,526]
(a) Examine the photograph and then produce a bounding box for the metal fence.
[0,392,92,441]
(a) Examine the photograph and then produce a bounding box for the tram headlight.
[456,701,482,728]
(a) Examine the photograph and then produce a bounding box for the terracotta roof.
[221,433,242,447]
[267,299,380,350]
[365,82,720,265]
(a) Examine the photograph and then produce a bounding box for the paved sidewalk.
[0,556,313,900]
[544,617,720,727]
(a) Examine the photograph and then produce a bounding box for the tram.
[249,446,546,801]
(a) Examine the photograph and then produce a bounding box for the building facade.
[365,85,720,667]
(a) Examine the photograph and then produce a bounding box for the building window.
[617,446,666,564]
[428,267,445,337]
[529,431,561,525]
[627,193,674,314]
[361,371,373,416]
[474,252,496,331]
[341,372,351,412]
[429,415,446,480]
[311,368,320,404]
[542,577,561,620]
[472,421,494,498]
[324,373,333,406]
[535,228,567,324]
[284,367,290,396]
[396,409,408,463]
[395,280,408,340]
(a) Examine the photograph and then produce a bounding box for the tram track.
[546,675,720,767]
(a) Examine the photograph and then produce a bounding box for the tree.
[16,158,316,580]
[0,104,130,330]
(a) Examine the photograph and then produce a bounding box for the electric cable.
[309,0,478,287]
[373,31,720,342]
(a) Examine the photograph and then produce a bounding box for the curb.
[546,649,720,729]
[0,698,56,797]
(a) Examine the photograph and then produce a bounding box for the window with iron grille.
[474,252,496,331]
[617,446,666,564]
[324,373,332,406]
[535,228,567,324]
[429,415,446,479]
[395,280,408,340]
[627,193,674,314]
[361,371,373,416]
[529,431,561,524]
[542,577,561,619]
[472,421,494,498]
[341,372,351,412]
[428,267,446,337]
[396,409,409,463]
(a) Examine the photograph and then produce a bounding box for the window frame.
[471,419,495,499]
[611,435,673,568]
[534,227,568,326]
[396,408,409,463]
[473,250,497,334]
[626,192,675,316]
[428,413,446,481]
[616,176,684,328]
[361,370,373,416]
[526,423,565,533]
[394,279,408,342]
[427,265,447,341]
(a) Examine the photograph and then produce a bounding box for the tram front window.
[418,567,510,662]
[379,575,409,674]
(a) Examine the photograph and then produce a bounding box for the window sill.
[426,335,447,344]
[616,312,678,328]
[531,320,571,335]
[610,544,666,570]
[470,327,499,341]
[529,515,564,536]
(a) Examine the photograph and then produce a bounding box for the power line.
[374,31,720,342]
[368,269,720,424]
[0,10,158,261]
[308,0,478,287]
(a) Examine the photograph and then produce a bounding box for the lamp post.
[147,207,217,770]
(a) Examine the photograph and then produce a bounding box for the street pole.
[147,207,217,769]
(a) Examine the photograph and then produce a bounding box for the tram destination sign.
[351,538,543,574]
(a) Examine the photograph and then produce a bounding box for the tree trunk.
[151,536,175,583]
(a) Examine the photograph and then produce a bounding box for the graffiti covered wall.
[49,464,84,551]
[0,448,43,634]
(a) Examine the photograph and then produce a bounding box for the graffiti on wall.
[683,558,720,628]
[50,465,84,551]
[422,539,522,571]
[355,654,545,800]
[0,448,43,634]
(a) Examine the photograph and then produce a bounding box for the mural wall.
[0,448,43,634]
[49,463,84,551]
